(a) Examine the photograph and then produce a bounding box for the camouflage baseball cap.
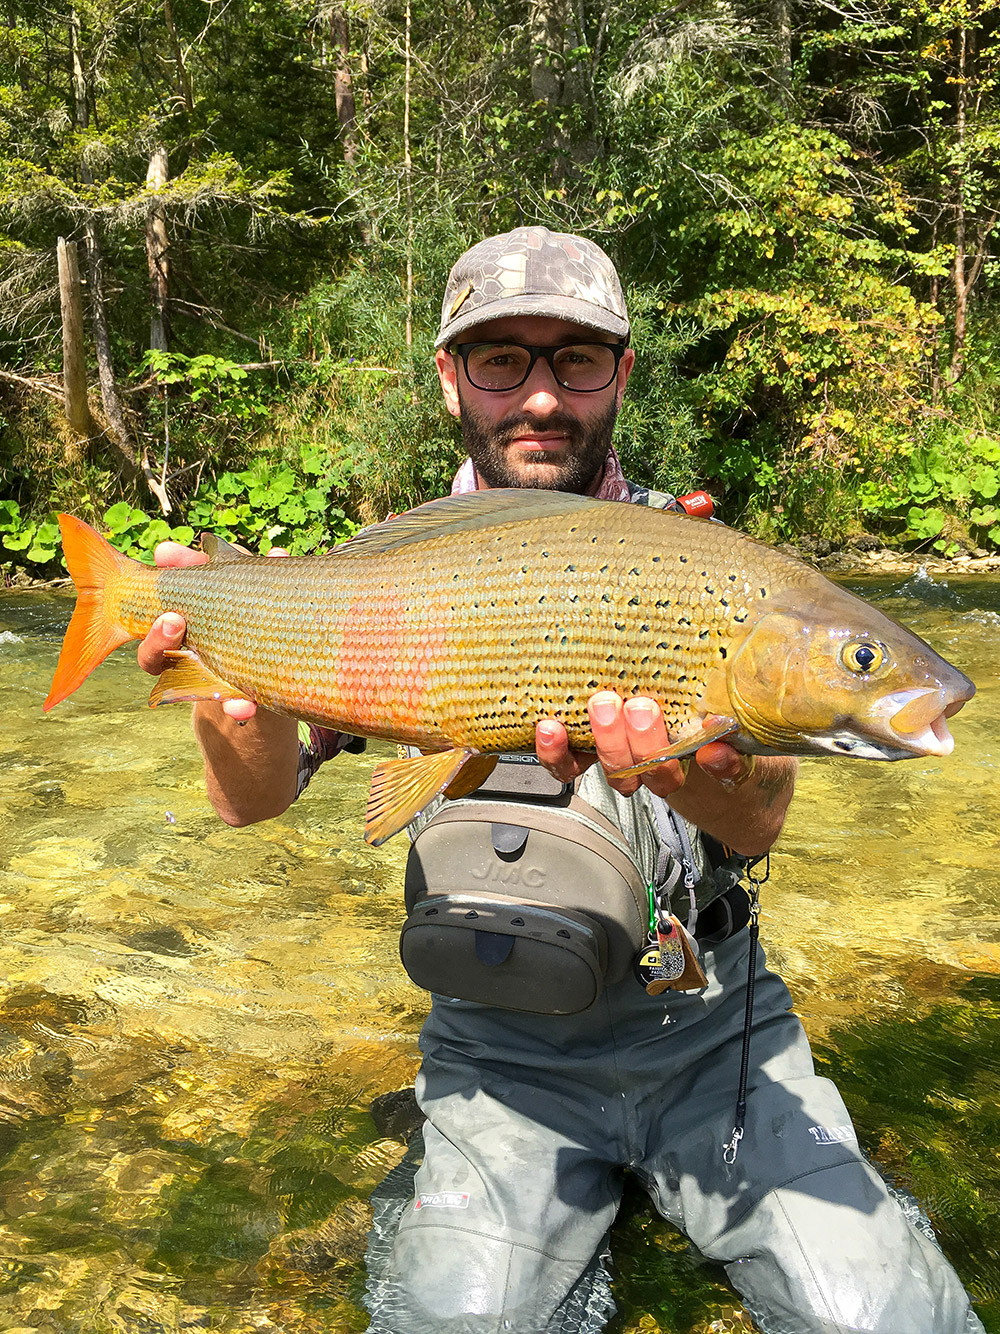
[436,226,630,348]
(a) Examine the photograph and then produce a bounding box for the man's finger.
[154,541,207,569]
[621,696,687,798]
[137,612,186,675]
[588,691,643,795]
[534,718,593,783]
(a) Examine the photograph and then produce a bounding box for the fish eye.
[839,640,888,675]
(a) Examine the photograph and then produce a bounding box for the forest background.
[1,0,999,574]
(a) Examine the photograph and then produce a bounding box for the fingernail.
[626,699,659,731]
[161,615,184,638]
[590,696,618,726]
[537,721,560,744]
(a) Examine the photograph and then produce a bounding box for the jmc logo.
[469,861,547,889]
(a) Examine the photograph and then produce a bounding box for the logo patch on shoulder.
[808,1124,857,1146]
[414,1191,471,1210]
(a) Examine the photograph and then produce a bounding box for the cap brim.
[436,293,629,348]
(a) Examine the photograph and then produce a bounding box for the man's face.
[436,316,635,493]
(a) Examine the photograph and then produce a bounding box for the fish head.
[724,600,976,760]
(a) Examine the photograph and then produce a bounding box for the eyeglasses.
[452,341,627,393]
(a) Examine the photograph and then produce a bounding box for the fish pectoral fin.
[607,716,740,779]
[443,753,498,800]
[365,747,484,846]
[148,649,247,707]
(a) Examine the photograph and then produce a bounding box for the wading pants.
[363,931,985,1334]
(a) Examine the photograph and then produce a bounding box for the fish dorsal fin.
[201,533,253,560]
[337,489,601,558]
[365,747,490,845]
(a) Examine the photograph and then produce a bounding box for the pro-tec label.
[808,1124,857,1146]
[414,1191,471,1210]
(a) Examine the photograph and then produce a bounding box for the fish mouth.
[878,684,975,757]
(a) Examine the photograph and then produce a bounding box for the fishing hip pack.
[400,759,652,1015]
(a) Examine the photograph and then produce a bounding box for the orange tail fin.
[43,514,136,712]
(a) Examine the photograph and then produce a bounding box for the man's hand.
[137,540,288,721]
[535,690,796,857]
[137,538,298,826]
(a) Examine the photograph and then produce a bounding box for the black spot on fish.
[652,555,661,563]
[615,621,627,632]
[719,646,728,659]
[566,562,577,572]
[599,564,609,574]
[630,567,641,576]
[729,573,737,582]
[652,670,662,681]
[699,630,710,640]
[601,592,611,603]
[760,588,767,598]
[679,555,688,563]
[628,596,640,606]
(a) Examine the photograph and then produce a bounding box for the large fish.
[44,490,975,844]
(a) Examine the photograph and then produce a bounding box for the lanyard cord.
[723,854,769,1165]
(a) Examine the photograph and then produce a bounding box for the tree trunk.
[529,0,570,103]
[403,0,413,351]
[949,26,969,384]
[145,144,170,352]
[56,237,94,446]
[773,0,793,108]
[84,215,143,488]
[330,7,357,163]
[163,0,194,112]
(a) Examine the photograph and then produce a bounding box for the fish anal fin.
[365,748,483,846]
[608,716,740,780]
[148,648,247,707]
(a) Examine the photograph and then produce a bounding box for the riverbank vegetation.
[2,0,999,576]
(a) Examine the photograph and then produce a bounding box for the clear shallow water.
[0,575,998,1333]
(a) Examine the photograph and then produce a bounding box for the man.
[139,227,983,1334]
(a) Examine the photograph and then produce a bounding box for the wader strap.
[649,797,699,935]
[723,854,769,1164]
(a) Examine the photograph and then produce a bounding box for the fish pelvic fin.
[43,514,136,712]
[149,648,247,707]
[443,752,498,799]
[366,747,487,846]
[607,716,740,780]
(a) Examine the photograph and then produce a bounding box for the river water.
[0,571,998,1334]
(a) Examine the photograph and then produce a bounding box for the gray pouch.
[400,796,649,1015]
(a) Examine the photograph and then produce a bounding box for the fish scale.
[45,489,975,845]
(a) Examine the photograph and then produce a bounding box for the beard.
[457,391,619,494]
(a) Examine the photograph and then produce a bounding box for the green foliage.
[0,499,59,566]
[142,351,270,423]
[185,445,359,555]
[101,502,195,563]
[857,430,1000,550]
